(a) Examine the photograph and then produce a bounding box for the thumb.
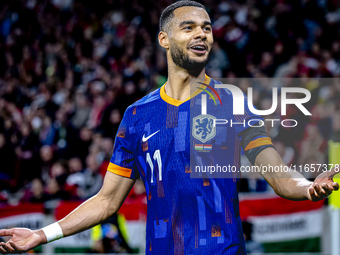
[317,165,340,180]
[0,229,14,237]
[329,165,340,179]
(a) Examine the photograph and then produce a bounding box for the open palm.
[0,228,45,254]
[308,166,340,202]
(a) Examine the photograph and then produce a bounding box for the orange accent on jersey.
[185,165,191,173]
[244,137,273,151]
[203,178,210,186]
[107,162,132,178]
[211,225,222,237]
[160,75,211,106]
[190,75,211,99]
[117,128,126,138]
[142,141,148,151]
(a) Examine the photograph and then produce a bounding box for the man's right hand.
[0,228,47,254]
[0,171,135,254]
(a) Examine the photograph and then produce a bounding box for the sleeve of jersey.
[239,125,275,165]
[233,94,275,165]
[107,110,140,179]
[232,93,265,135]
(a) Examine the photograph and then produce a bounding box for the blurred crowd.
[0,0,340,202]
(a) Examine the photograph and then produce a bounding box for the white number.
[153,149,162,181]
[146,149,162,183]
[146,152,154,183]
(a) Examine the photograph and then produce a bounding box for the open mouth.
[189,44,207,55]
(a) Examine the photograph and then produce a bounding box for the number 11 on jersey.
[146,149,162,183]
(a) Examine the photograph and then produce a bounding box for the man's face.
[167,7,213,73]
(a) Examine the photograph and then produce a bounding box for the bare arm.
[58,171,135,236]
[255,147,339,201]
[0,171,135,254]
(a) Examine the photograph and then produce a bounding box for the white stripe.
[248,209,324,243]
[201,94,207,115]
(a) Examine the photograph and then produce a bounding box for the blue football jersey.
[108,75,264,255]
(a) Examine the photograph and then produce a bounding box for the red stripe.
[55,201,83,221]
[55,198,147,221]
[239,196,325,220]
[0,203,44,218]
[197,82,223,106]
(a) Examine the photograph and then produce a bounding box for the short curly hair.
[159,1,205,33]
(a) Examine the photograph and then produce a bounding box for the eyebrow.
[179,20,212,27]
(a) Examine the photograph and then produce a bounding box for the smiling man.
[0,1,339,255]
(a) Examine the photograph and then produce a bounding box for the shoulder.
[130,88,161,108]
[123,87,162,118]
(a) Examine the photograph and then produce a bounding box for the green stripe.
[262,237,321,253]
[196,87,217,105]
[55,247,91,253]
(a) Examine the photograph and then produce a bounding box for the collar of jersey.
[160,74,211,107]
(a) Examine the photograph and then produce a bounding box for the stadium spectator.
[0,0,338,204]
[74,153,103,199]
[29,178,48,203]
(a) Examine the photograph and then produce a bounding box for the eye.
[203,26,211,31]
[183,26,192,30]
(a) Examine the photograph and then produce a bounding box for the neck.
[165,62,206,102]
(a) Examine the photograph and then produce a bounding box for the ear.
[158,31,169,50]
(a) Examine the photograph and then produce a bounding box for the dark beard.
[170,42,212,77]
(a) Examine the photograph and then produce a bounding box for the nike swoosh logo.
[142,130,160,142]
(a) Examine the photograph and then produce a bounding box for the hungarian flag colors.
[239,195,325,253]
[328,141,340,208]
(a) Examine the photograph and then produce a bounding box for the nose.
[193,27,207,41]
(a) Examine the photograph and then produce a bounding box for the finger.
[0,245,7,254]
[2,243,14,253]
[0,243,10,254]
[333,182,339,191]
[8,242,25,252]
[312,185,322,200]
[309,186,319,201]
[321,183,333,196]
[0,230,13,237]
[314,184,326,197]
[329,166,340,178]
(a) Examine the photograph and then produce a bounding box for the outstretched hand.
[0,228,46,254]
[308,166,340,202]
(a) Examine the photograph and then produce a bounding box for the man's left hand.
[308,166,340,202]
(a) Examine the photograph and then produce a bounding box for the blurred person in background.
[70,89,91,130]
[39,145,55,185]
[0,2,338,254]
[16,122,40,187]
[38,116,56,146]
[74,153,103,200]
[28,178,48,204]
[0,133,16,190]
[0,0,339,253]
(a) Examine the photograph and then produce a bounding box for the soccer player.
[0,1,339,254]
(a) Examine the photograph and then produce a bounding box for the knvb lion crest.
[192,114,216,143]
